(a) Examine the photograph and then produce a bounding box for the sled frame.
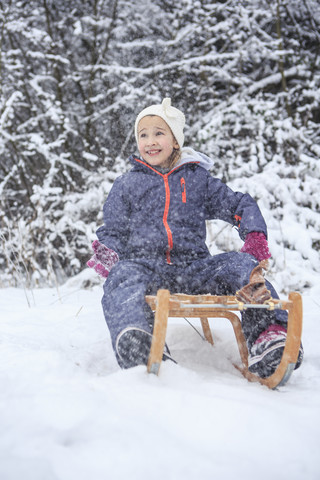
[145,290,303,389]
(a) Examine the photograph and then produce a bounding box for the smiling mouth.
[146,149,161,156]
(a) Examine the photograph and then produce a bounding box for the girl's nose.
[146,136,156,146]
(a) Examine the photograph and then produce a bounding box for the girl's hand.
[87,240,119,278]
[240,232,271,262]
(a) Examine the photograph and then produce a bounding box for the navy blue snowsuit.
[97,149,287,368]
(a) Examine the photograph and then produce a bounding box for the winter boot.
[248,324,303,378]
[116,327,175,369]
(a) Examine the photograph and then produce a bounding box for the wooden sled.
[145,290,303,389]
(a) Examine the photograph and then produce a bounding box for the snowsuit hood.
[179,147,214,171]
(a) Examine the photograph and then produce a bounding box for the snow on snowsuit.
[97,149,287,368]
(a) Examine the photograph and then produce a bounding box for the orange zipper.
[133,157,197,265]
[163,175,173,264]
[180,177,186,203]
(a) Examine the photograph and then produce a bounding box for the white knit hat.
[135,97,185,148]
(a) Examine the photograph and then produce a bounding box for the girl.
[88,98,303,378]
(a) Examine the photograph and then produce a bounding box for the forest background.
[0,0,319,292]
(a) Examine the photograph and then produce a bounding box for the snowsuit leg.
[181,252,288,350]
[102,259,170,368]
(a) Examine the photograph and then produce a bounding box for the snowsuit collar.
[129,147,214,174]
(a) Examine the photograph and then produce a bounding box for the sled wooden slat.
[147,289,170,375]
[145,290,303,389]
[200,317,214,346]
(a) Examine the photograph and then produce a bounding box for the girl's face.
[137,115,179,168]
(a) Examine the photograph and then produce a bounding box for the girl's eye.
[156,131,164,136]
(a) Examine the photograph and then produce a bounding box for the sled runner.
[145,287,303,389]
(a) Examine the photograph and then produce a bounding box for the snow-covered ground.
[1,273,320,480]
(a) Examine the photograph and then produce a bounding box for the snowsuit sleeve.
[96,176,130,258]
[205,175,268,240]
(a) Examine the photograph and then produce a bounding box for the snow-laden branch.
[0,91,23,130]
[246,66,311,95]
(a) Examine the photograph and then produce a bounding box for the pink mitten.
[240,232,271,262]
[87,240,119,278]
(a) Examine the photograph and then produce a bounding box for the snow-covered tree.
[0,0,319,289]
